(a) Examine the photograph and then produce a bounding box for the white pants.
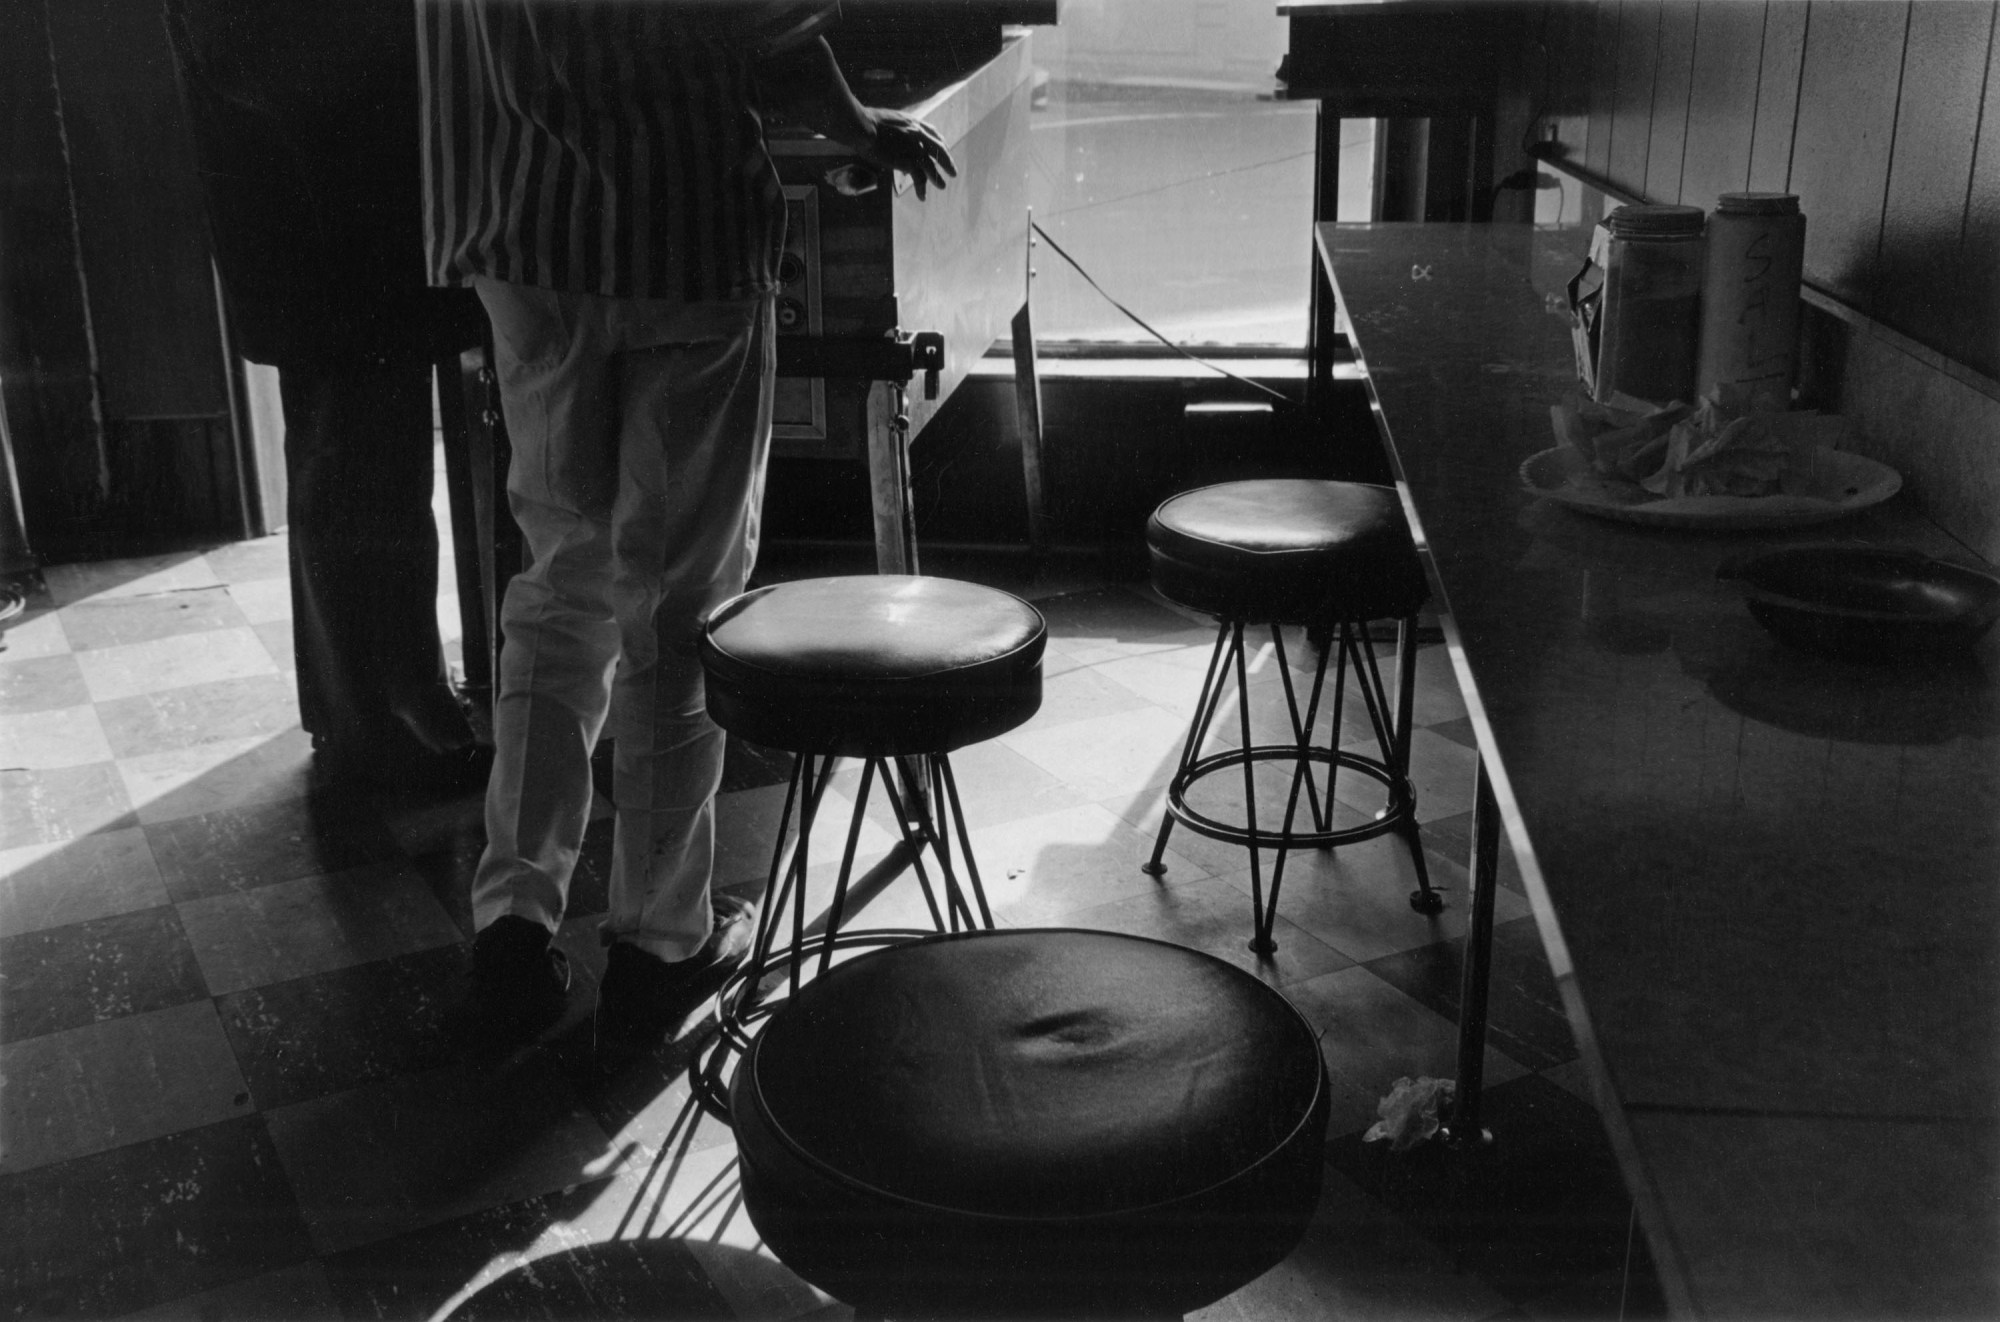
[471,277,774,961]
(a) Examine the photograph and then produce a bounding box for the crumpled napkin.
[1552,384,1848,501]
[1362,1075,1456,1151]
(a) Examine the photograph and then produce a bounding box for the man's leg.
[594,295,775,1056]
[280,359,474,768]
[459,279,626,1051]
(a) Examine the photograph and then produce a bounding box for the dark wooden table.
[1319,220,1999,1319]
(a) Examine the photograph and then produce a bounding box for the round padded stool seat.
[1147,479,1428,624]
[700,576,1045,757]
[731,929,1330,1319]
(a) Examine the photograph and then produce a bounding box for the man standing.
[164,0,490,790]
[420,0,954,1063]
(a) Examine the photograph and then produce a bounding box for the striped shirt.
[419,1,838,301]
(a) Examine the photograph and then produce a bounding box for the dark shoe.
[593,895,757,1071]
[447,915,572,1063]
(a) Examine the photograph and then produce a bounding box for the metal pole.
[1446,756,1500,1145]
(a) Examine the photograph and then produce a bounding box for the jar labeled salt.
[1695,192,1806,411]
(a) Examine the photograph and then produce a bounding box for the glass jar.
[1568,203,1706,407]
[1695,192,1806,410]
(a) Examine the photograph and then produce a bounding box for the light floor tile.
[176,862,462,996]
[0,652,90,714]
[75,628,278,702]
[1332,725,1482,825]
[998,704,1195,802]
[0,608,72,661]
[1007,661,1156,735]
[41,554,222,605]
[226,578,293,625]
[0,704,113,768]
[920,738,1074,831]
[0,1000,250,1174]
[96,674,300,760]
[57,587,251,652]
[0,762,137,850]
[198,534,291,587]
[970,801,1211,925]
[1101,759,1379,883]
[118,729,315,825]
[713,780,899,891]
[0,828,168,938]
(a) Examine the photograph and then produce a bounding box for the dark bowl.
[1717,545,2000,661]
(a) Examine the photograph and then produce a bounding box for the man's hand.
[757,37,955,201]
[858,110,956,200]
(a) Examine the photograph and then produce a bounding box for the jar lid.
[1606,204,1706,238]
[1715,191,1800,216]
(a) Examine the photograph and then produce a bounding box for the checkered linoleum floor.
[0,521,1667,1319]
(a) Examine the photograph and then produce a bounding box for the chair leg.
[936,756,996,928]
[1145,619,1236,877]
[875,759,951,931]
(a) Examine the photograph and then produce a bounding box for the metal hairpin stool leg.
[688,575,1046,1117]
[1140,479,1444,954]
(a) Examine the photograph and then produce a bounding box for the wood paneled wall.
[1538,0,2000,384]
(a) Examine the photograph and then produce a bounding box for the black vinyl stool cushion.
[1148,479,1429,624]
[731,929,1330,1318]
[700,576,1045,757]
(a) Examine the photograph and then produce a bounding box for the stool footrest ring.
[1165,744,1415,851]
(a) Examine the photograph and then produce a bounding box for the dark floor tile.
[0,762,137,850]
[0,827,167,939]
[97,673,302,758]
[123,1260,342,1321]
[215,945,470,1110]
[0,652,90,715]
[1517,1259,1669,1320]
[0,905,208,1044]
[1058,873,1355,989]
[1327,1072,1643,1307]
[1428,716,1479,750]
[58,586,251,651]
[1363,916,1578,1072]
[404,837,481,938]
[566,815,615,920]
[1420,810,1475,877]
[721,734,793,794]
[1411,810,1528,898]
[444,1238,742,1322]
[1031,585,1195,640]
[145,794,402,903]
[263,1058,613,1256]
[0,1115,314,1318]
[316,1180,621,1320]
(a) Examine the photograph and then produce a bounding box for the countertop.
[1319,220,1999,1319]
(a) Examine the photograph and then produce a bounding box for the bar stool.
[693,575,1045,1100]
[1143,479,1442,953]
[731,928,1330,1319]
